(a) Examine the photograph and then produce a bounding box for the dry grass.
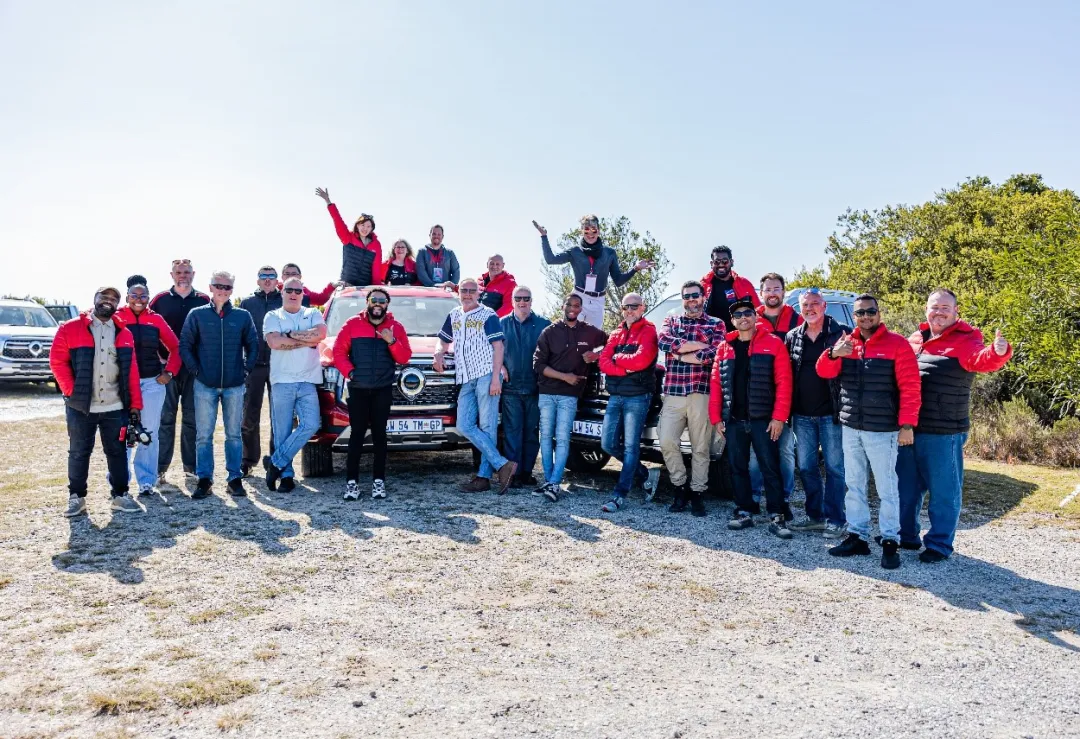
[88,684,163,715]
[167,671,258,708]
[970,398,1080,468]
[253,642,280,661]
[216,706,254,732]
[964,458,1080,521]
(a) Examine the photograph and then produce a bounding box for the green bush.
[968,397,1080,467]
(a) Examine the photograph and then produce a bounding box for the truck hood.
[319,334,443,365]
[0,326,57,339]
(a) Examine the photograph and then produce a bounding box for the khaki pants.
[572,290,606,329]
[659,393,712,492]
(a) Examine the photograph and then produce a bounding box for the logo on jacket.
[724,289,737,301]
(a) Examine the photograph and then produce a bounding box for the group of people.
[52,205,1011,570]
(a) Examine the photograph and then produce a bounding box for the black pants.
[158,366,197,474]
[241,364,273,468]
[727,419,790,518]
[67,406,128,497]
[346,386,392,481]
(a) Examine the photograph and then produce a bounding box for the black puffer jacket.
[785,316,849,423]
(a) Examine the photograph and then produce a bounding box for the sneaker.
[343,480,360,501]
[643,468,661,502]
[64,495,87,517]
[541,483,559,503]
[533,481,550,495]
[727,510,754,530]
[263,455,281,491]
[227,478,247,497]
[874,534,922,551]
[788,516,826,532]
[240,464,252,478]
[372,479,386,499]
[689,492,707,518]
[138,484,157,497]
[881,539,901,569]
[601,496,625,513]
[110,495,141,513]
[668,485,689,513]
[495,461,518,495]
[828,534,871,557]
[459,475,492,493]
[919,548,949,564]
[823,522,847,540]
[768,514,793,539]
[192,478,213,499]
[278,477,296,493]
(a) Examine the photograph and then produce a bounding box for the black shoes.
[828,534,871,557]
[768,515,793,540]
[278,477,296,493]
[240,464,252,478]
[227,478,247,497]
[263,455,282,491]
[727,510,754,530]
[919,548,948,563]
[880,539,901,569]
[875,535,921,551]
[668,485,689,513]
[192,478,212,499]
[689,491,706,518]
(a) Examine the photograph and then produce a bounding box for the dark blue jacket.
[179,302,260,389]
[500,312,550,395]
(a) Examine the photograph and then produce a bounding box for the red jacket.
[382,257,420,285]
[709,325,792,425]
[332,311,413,383]
[756,304,803,337]
[51,312,143,413]
[305,283,336,306]
[479,271,518,317]
[327,203,386,285]
[600,318,658,396]
[116,306,182,378]
[700,269,761,310]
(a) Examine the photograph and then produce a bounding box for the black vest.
[916,344,975,434]
[714,352,778,422]
[837,357,900,432]
[786,317,849,423]
[348,337,397,389]
[341,244,375,287]
[126,317,165,379]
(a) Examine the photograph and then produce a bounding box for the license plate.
[572,420,603,438]
[387,418,443,433]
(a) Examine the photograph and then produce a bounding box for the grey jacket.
[415,246,461,287]
[541,235,637,294]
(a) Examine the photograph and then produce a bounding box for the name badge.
[432,267,444,282]
[584,274,597,293]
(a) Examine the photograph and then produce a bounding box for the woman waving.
[315,187,386,286]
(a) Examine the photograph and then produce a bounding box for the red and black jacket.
[332,312,413,389]
[327,203,386,286]
[50,312,143,414]
[908,320,1012,434]
[382,257,419,286]
[709,323,792,425]
[756,304,803,338]
[599,318,658,396]
[116,306,181,379]
[479,271,518,317]
[701,269,761,323]
[816,323,921,432]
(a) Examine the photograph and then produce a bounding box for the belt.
[574,286,603,298]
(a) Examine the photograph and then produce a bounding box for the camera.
[125,414,153,448]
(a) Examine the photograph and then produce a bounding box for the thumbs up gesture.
[993,328,1009,356]
[832,331,854,358]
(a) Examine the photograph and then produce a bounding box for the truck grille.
[391,380,457,407]
[2,339,52,361]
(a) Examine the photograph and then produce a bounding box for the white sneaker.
[110,495,141,513]
[343,480,360,501]
[371,479,386,499]
[138,484,157,497]
[64,495,86,517]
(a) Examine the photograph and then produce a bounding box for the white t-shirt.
[263,307,325,384]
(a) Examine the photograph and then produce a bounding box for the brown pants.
[658,393,712,492]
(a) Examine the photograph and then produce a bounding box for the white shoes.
[372,479,386,499]
[343,480,360,501]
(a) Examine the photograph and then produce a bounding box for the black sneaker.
[278,477,296,493]
[227,478,247,497]
[727,510,754,530]
[668,485,689,513]
[874,534,921,551]
[192,478,212,499]
[263,455,281,491]
[829,534,871,557]
[513,474,538,489]
[919,548,948,564]
[241,464,252,478]
[690,492,707,518]
[768,515,793,540]
[881,539,901,569]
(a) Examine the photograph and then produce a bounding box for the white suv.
[0,299,60,386]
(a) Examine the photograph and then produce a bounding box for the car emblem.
[398,367,426,399]
[28,341,43,357]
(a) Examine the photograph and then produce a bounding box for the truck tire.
[567,446,611,474]
[301,443,335,478]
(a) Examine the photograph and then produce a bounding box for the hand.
[489,374,502,396]
[679,354,702,365]
[993,329,1009,356]
[832,332,854,358]
[563,373,585,386]
[583,350,600,363]
[334,280,348,289]
[433,351,445,374]
[679,341,707,353]
[532,220,547,237]
[767,420,784,442]
[315,187,331,204]
[898,427,914,446]
[714,421,725,436]
[634,259,655,272]
[155,372,172,385]
[378,328,395,344]
[129,409,142,425]
[500,367,509,382]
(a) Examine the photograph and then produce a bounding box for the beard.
[94,304,117,320]
[366,306,386,321]
[765,297,782,308]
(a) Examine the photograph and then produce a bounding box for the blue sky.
[1,0,1077,309]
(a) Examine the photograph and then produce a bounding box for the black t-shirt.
[794,331,833,417]
[385,263,413,285]
[706,275,737,331]
[731,339,751,421]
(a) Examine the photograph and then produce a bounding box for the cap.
[96,286,121,300]
[730,297,756,313]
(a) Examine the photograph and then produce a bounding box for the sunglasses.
[711,258,732,265]
[853,308,879,317]
[368,296,389,305]
[681,292,702,300]
[459,288,478,294]
[172,258,191,266]
[621,303,642,310]
[258,273,278,280]
[731,308,756,319]
[126,293,149,302]
[210,283,234,291]
[513,296,532,302]
[283,287,304,295]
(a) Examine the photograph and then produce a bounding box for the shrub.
[968,397,1080,467]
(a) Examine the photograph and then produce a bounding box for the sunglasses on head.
[283,287,304,295]
[258,273,277,280]
[804,287,823,295]
[731,308,756,319]
[172,258,191,266]
[210,283,233,291]
[367,296,389,305]
[621,303,642,310]
[513,296,532,302]
[853,307,879,317]
[682,291,702,300]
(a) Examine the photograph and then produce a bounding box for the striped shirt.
[439,305,504,384]
[656,313,726,396]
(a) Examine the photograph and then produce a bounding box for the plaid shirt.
[656,313,725,396]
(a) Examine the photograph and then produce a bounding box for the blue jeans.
[539,394,578,485]
[727,419,789,517]
[897,431,967,556]
[128,378,166,488]
[792,415,846,526]
[842,426,900,542]
[601,393,650,496]
[501,392,540,479]
[269,382,321,479]
[67,407,128,497]
[194,381,244,482]
[458,373,508,478]
[749,423,795,501]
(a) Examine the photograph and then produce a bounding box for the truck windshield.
[0,306,58,328]
[326,294,460,337]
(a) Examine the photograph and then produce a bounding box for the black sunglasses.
[711,258,732,265]
[368,296,389,305]
[853,308,879,317]
[513,296,532,302]
[621,303,642,310]
[283,287,304,295]
[210,283,234,291]
[681,292,702,300]
[731,308,756,319]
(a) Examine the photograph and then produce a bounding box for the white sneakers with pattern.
[343,480,360,501]
[372,479,386,499]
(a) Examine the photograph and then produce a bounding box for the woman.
[383,239,419,285]
[315,187,386,287]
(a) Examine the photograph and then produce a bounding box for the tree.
[540,215,673,331]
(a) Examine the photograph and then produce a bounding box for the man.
[535,216,654,328]
[478,254,517,318]
[332,287,413,500]
[116,283,181,497]
[262,277,328,493]
[149,259,210,479]
[816,294,921,570]
[51,288,144,516]
[598,292,660,512]
[533,294,608,501]
[499,285,550,488]
[416,224,461,288]
[784,288,849,539]
[282,263,335,307]
[701,245,760,331]
[709,298,794,538]
[180,271,260,499]
[899,289,1012,562]
[434,278,516,493]
[656,280,726,515]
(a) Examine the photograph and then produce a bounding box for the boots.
[668,484,689,513]
[689,489,707,517]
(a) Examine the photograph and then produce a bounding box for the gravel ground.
[1,413,1078,738]
[0,383,63,422]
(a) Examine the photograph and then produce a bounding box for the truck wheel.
[568,446,611,474]
[301,443,335,478]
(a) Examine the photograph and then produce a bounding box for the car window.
[0,306,58,328]
[325,295,459,337]
[826,302,850,326]
[46,306,74,323]
[646,296,683,323]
